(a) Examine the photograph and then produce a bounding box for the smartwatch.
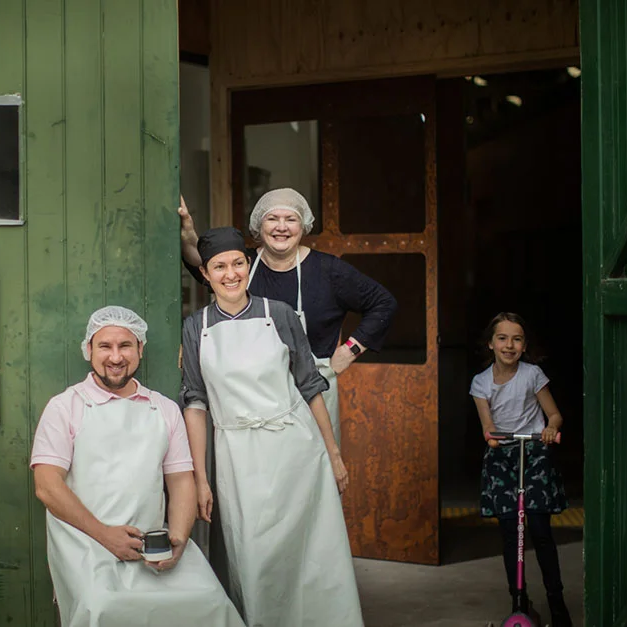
[345,339,361,356]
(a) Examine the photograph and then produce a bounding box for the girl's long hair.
[481,312,540,366]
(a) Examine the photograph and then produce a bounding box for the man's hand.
[145,535,187,573]
[99,525,144,561]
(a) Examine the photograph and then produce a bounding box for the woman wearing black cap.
[180,226,364,627]
[179,190,397,447]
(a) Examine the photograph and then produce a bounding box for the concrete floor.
[353,527,583,627]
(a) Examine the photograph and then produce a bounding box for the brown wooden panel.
[209,0,578,85]
[179,0,210,57]
[210,0,578,225]
[340,363,438,562]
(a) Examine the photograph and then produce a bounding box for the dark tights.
[498,513,564,597]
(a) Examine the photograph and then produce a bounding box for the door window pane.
[243,120,320,235]
[0,97,21,223]
[338,114,426,234]
[341,253,426,364]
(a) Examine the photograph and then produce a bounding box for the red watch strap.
[345,339,361,355]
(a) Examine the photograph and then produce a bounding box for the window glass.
[338,114,426,234]
[0,97,21,223]
[243,120,320,235]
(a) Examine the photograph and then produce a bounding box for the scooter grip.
[484,431,561,443]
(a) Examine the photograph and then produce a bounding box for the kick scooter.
[485,431,561,627]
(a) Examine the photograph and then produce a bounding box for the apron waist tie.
[216,398,303,431]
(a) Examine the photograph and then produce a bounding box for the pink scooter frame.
[485,431,561,627]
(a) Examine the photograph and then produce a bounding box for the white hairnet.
[81,306,148,360]
[249,188,315,239]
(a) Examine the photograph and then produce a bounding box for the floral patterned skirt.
[480,440,568,519]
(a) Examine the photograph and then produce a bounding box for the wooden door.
[232,76,439,564]
[581,1,627,624]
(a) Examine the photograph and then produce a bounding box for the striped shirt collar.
[214,296,253,320]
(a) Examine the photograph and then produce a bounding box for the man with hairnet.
[30,306,245,627]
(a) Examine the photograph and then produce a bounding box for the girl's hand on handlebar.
[484,431,500,448]
[541,426,558,444]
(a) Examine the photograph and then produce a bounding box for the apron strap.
[263,297,271,326]
[202,306,209,335]
[248,249,263,288]
[216,397,303,431]
[295,247,304,321]
[147,391,158,411]
[248,248,305,323]
[72,385,94,407]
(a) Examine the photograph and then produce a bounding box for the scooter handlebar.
[485,431,561,444]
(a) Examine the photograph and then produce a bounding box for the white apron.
[47,386,245,627]
[249,249,341,445]
[199,298,363,627]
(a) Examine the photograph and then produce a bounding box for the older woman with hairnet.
[180,188,397,444]
[180,226,364,627]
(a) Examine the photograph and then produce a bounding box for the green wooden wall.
[0,1,180,624]
[581,1,627,625]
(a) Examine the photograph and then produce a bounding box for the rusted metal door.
[232,76,439,564]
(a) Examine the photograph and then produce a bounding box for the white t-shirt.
[470,361,549,435]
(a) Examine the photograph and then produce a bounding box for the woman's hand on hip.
[330,453,349,494]
[195,480,213,522]
[330,344,356,375]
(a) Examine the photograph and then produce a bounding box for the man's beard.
[91,363,139,391]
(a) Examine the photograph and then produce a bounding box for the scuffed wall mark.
[9,429,26,448]
[114,173,132,194]
[142,128,166,146]
[51,118,65,127]
[0,562,19,570]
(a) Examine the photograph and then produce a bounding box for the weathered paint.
[0,0,180,624]
[580,0,627,625]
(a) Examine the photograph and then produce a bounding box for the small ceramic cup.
[141,529,172,562]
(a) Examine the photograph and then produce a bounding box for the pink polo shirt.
[30,373,193,475]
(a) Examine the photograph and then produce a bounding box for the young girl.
[470,312,572,627]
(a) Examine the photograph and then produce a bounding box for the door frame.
[208,45,586,568]
[230,76,440,563]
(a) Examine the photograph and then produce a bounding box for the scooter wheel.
[500,612,536,627]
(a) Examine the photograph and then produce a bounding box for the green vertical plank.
[142,0,180,397]
[580,0,603,624]
[582,0,627,624]
[612,320,627,618]
[25,0,66,624]
[0,1,30,624]
[102,0,144,323]
[65,0,105,381]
